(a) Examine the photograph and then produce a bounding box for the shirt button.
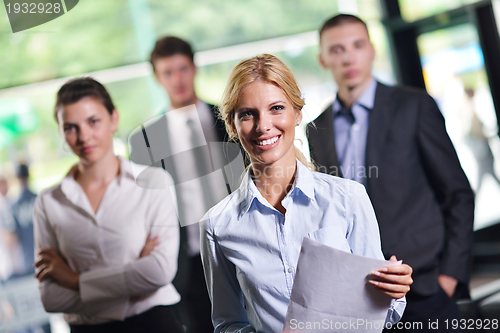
[288,267,293,273]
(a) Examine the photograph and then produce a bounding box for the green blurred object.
[0,99,39,148]
[398,0,482,22]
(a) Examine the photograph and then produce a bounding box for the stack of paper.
[283,238,400,333]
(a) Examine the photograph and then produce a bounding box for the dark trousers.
[173,254,213,333]
[385,288,463,332]
[70,305,184,333]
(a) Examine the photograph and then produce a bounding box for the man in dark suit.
[307,14,474,331]
[129,37,242,333]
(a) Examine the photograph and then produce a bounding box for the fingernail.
[380,267,388,272]
[369,280,379,285]
[371,271,380,276]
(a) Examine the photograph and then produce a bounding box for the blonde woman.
[201,55,413,333]
[34,78,183,333]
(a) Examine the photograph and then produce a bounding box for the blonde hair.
[219,54,314,170]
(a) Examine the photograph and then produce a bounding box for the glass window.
[0,0,394,191]
[0,0,341,90]
[417,23,500,230]
[399,0,482,22]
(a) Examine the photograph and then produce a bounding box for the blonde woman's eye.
[271,105,284,111]
[238,111,253,119]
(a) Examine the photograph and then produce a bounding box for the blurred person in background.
[34,77,183,333]
[307,14,474,332]
[4,164,37,277]
[464,88,500,192]
[0,176,9,204]
[0,176,14,282]
[1,173,50,333]
[129,36,230,333]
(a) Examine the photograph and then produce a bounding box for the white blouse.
[34,157,180,325]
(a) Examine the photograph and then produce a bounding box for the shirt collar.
[60,156,133,201]
[116,156,136,184]
[60,163,80,204]
[166,100,213,129]
[238,159,315,218]
[167,103,198,122]
[333,78,377,113]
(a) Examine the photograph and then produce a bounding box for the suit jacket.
[128,102,242,295]
[128,103,243,192]
[129,103,227,176]
[307,82,475,297]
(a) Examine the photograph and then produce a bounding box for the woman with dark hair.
[34,77,183,333]
[201,54,413,333]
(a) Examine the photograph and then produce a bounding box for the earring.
[296,120,300,126]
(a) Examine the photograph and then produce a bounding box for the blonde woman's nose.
[256,113,272,132]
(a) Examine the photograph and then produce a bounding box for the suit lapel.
[160,113,178,180]
[310,104,341,176]
[365,82,397,193]
[208,104,229,143]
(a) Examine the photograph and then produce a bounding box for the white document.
[283,237,401,333]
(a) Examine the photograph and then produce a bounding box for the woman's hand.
[140,233,160,258]
[34,248,80,290]
[369,255,413,299]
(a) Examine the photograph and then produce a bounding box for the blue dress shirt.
[201,160,406,333]
[333,79,377,185]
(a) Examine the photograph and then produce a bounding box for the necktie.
[337,107,356,180]
[338,107,355,125]
[186,118,214,210]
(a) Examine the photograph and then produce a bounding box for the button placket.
[276,213,294,294]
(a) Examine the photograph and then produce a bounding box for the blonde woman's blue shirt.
[201,160,406,333]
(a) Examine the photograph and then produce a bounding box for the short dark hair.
[150,36,194,70]
[319,14,369,41]
[16,163,29,178]
[54,77,115,121]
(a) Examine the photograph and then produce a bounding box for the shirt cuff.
[79,265,127,303]
[385,296,406,326]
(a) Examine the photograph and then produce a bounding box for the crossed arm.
[34,234,161,290]
[33,185,179,314]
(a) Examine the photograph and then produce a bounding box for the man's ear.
[318,53,327,69]
[153,69,161,83]
[111,109,119,132]
[370,42,376,62]
[151,61,159,81]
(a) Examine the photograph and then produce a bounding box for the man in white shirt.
[129,37,236,333]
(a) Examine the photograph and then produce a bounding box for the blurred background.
[1,0,500,331]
